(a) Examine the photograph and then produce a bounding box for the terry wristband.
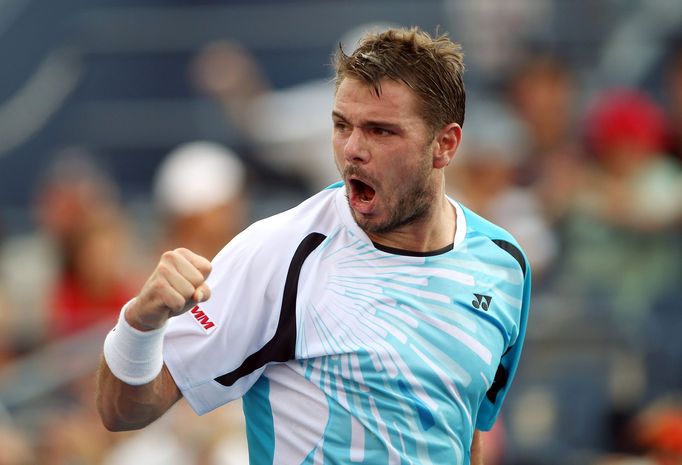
[103,301,167,386]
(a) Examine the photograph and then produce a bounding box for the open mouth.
[350,178,376,203]
[346,176,377,215]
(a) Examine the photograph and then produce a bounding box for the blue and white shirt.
[163,183,531,465]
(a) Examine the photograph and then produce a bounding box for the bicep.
[470,429,484,465]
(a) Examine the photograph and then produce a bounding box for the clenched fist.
[125,248,212,331]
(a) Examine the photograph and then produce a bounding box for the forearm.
[95,248,210,431]
[96,356,181,431]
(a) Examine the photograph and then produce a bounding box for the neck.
[366,195,456,253]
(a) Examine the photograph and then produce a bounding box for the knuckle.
[151,277,168,293]
[156,262,170,276]
[187,275,203,288]
[166,293,185,310]
[180,285,195,300]
[200,260,212,275]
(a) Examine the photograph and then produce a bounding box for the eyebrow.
[331,111,402,131]
[331,110,346,121]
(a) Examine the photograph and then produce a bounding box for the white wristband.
[103,301,167,386]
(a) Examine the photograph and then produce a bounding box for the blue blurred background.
[0,1,681,464]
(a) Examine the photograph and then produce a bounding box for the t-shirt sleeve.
[162,225,289,415]
[475,257,531,431]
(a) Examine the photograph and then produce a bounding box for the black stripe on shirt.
[372,241,454,257]
[485,240,526,403]
[486,364,509,403]
[492,239,526,277]
[214,232,327,387]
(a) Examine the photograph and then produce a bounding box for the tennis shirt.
[163,182,531,465]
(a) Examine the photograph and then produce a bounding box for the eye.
[369,126,394,137]
[333,121,349,133]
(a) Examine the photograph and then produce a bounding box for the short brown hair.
[334,27,466,132]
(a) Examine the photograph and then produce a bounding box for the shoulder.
[215,184,345,263]
[459,203,529,279]
[250,183,342,238]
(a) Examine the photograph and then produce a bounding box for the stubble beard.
[352,160,435,235]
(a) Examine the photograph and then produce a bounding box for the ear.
[432,123,462,169]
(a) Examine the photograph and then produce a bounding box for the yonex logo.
[190,305,216,332]
[472,294,492,311]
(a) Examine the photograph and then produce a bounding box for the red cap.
[585,88,669,157]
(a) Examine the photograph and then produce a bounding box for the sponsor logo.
[190,305,216,332]
[472,293,492,311]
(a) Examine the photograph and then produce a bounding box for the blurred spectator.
[153,140,248,260]
[447,100,558,277]
[0,151,142,464]
[190,23,397,192]
[506,54,589,223]
[48,206,140,337]
[580,89,682,231]
[508,55,576,159]
[0,148,131,345]
[561,88,682,334]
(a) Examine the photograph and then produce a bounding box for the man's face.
[332,77,438,235]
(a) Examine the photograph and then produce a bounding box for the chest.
[294,241,515,402]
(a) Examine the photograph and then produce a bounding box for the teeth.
[349,178,374,204]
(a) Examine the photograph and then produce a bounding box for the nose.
[343,128,370,164]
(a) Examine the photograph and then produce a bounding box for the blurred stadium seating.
[1,2,681,464]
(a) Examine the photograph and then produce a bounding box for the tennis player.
[97,26,531,465]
